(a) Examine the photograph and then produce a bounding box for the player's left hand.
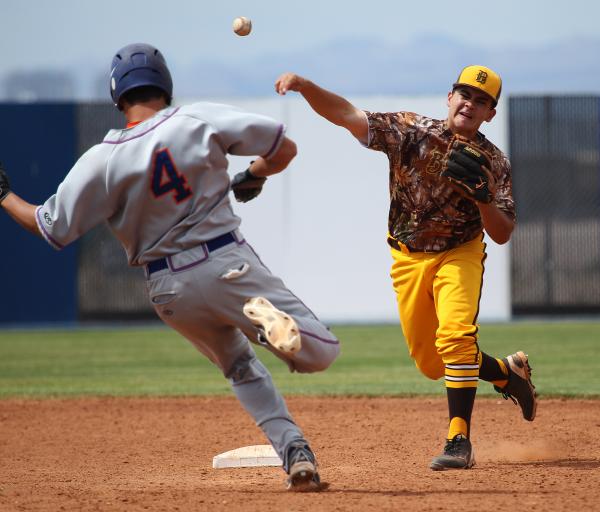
[231,165,267,203]
[441,136,495,204]
[0,162,11,204]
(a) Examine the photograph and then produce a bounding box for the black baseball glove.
[231,163,267,203]
[441,136,494,204]
[0,162,11,204]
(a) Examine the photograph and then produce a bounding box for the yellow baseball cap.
[453,65,502,105]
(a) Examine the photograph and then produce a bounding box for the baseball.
[233,16,252,36]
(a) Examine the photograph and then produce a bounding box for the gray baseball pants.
[145,231,340,459]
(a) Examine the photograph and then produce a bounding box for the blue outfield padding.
[0,103,78,324]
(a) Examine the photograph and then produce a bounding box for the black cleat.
[283,440,321,491]
[494,351,538,421]
[430,434,475,471]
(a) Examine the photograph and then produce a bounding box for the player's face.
[447,87,496,138]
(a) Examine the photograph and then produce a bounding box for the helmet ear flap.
[109,43,173,107]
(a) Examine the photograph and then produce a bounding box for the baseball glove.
[0,162,11,204]
[231,163,267,203]
[441,136,494,204]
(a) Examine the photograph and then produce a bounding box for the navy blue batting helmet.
[109,43,173,108]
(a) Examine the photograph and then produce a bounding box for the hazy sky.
[1,0,598,73]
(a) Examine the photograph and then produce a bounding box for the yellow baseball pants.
[389,234,486,389]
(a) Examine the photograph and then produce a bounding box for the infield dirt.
[1,397,598,511]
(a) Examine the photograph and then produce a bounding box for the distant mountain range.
[2,35,598,101]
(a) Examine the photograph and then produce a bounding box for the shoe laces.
[444,435,468,455]
[284,441,315,473]
[500,390,518,405]
[291,448,313,464]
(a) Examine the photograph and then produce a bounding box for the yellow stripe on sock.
[445,380,479,389]
[448,417,468,439]
[445,368,479,378]
[493,357,509,387]
[497,358,509,377]
[445,365,479,388]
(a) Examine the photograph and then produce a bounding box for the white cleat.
[243,297,301,353]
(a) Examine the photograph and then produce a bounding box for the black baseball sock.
[479,351,509,383]
[446,387,477,439]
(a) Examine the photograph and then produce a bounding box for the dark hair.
[119,85,171,109]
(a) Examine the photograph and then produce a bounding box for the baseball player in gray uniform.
[0,43,340,491]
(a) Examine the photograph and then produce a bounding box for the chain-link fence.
[75,104,154,320]
[509,96,600,314]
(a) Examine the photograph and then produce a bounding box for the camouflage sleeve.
[364,111,407,154]
[493,152,516,221]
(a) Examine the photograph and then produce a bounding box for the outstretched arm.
[275,73,368,143]
[1,193,41,237]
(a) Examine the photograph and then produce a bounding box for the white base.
[212,444,282,469]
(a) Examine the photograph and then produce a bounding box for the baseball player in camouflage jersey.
[275,66,537,470]
[0,43,340,491]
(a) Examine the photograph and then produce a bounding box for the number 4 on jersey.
[151,148,192,203]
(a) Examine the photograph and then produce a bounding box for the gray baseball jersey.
[36,103,284,264]
[33,102,340,460]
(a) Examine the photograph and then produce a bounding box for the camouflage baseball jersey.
[365,111,514,252]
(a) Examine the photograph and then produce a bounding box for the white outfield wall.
[190,95,510,323]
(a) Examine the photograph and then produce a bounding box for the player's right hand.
[275,73,307,95]
[0,162,11,204]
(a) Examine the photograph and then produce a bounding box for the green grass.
[0,322,598,398]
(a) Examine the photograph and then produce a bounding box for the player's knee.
[293,343,340,374]
[294,359,329,374]
[418,365,444,380]
[414,358,444,380]
[436,337,479,367]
